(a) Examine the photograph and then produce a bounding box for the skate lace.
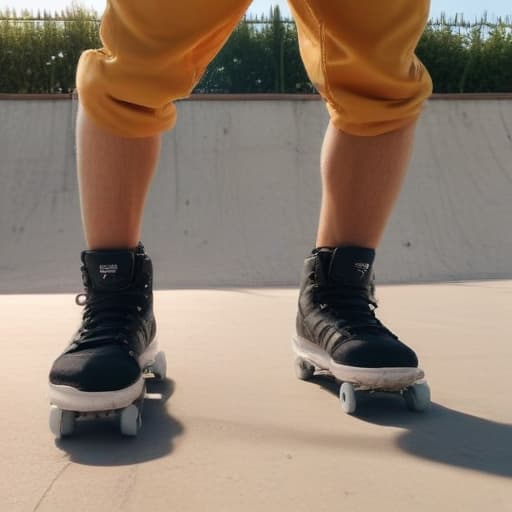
[74,290,146,348]
[314,282,397,339]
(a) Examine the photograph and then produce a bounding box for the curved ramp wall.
[1,96,511,292]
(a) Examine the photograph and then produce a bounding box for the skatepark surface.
[1,282,511,511]
[1,95,511,510]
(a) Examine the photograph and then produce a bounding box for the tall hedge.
[1,7,511,94]
[0,8,99,93]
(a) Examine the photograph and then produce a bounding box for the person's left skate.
[48,242,166,437]
[292,246,430,413]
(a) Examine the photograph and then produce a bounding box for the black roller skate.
[49,243,166,437]
[293,246,430,414]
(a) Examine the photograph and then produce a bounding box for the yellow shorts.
[77,0,432,138]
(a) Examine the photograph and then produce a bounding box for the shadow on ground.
[54,379,184,466]
[311,375,512,478]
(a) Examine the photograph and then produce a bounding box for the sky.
[1,0,511,20]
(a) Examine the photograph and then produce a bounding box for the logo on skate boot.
[99,264,118,279]
[354,262,370,278]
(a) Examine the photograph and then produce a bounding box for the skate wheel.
[339,382,356,414]
[120,404,142,436]
[404,382,431,412]
[294,357,315,380]
[152,351,167,380]
[49,405,75,438]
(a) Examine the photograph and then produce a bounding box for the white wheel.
[339,382,357,414]
[152,351,167,380]
[49,405,75,438]
[404,382,431,412]
[294,357,315,380]
[120,404,142,436]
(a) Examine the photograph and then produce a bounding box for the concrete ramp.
[1,97,511,292]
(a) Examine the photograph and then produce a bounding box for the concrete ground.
[1,281,511,511]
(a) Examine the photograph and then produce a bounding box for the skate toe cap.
[332,336,418,368]
[49,345,140,392]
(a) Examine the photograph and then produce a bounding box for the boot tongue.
[327,246,375,287]
[82,249,136,291]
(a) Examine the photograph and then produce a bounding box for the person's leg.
[76,0,251,251]
[77,107,160,250]
[289,0,433,393]
[316,120,416,249]
[49,0,252,437]
[288,0,432,250]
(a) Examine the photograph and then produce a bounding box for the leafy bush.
[1,7,511,94]
[0,7,100,93]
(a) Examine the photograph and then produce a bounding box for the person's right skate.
[48,243,166,437]
[292,246,430,413]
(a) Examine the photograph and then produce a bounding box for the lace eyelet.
[75,293,87,306]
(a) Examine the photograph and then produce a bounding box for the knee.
[76,49,179,138]
[325,57,433,136]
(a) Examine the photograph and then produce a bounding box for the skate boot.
[292,246,430,413]
[48,243,166,437]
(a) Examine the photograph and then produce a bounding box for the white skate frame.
[292,336,424,391]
